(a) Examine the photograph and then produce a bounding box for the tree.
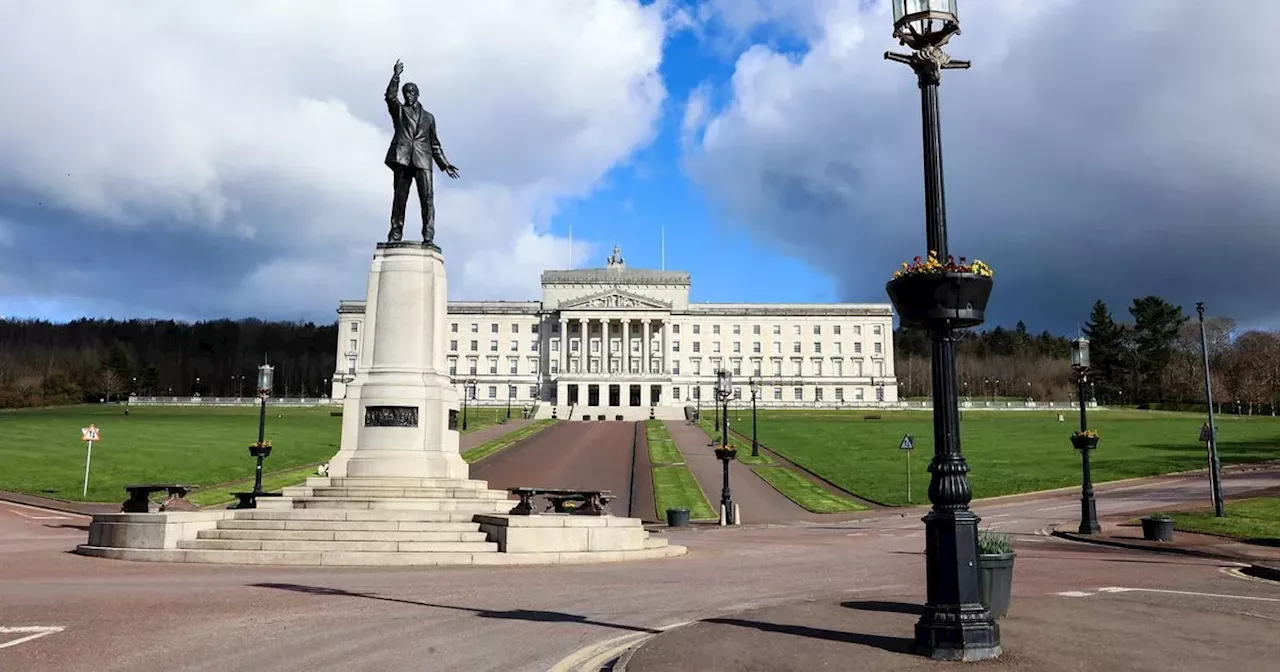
[99,368,124,402]
[1128,296,1188,404]
[1083,300,1127,403]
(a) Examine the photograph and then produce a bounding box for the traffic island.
[1051,521,1280,564]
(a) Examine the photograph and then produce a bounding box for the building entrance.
[568,384,579,406]
[608,384,620,406]
[587,384,599,406]
[629,384,641,407]
[650,385,662,406]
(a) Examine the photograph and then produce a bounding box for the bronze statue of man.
[384,59,459,246]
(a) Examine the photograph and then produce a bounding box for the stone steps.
[304,487,510,500]
[217,519,481,532]
[235,509,481,523]
[306,477,492,490]
[178,538,499,553]
[286,497,513,512]
[78,545,688,566]
[198,529,490,543]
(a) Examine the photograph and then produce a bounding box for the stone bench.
[507,487,614,516]
[122,484,195,513]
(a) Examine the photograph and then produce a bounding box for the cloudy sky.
[1,0,1275,334]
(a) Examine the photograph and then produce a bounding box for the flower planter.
[249,444,273,458]
[1141,516,1174,542]
[666,508,691,527]
[714,447,738,461]
[1070,434,1099,451]
[978,551,1015,619]
[885,272,992,329]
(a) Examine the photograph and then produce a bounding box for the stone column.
[622,318,630,375]
[642,319,652,374]
[559,316,568,377]
[662,319,671,375]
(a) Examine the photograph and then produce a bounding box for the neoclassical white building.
[332,247,898,419]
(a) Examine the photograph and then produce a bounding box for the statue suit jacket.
[384,74,450,173]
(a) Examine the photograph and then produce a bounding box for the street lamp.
[885,0,1000,661]
[247,364,275,504]
[714,369,736,525]
[505,381,513,421]
[749,376,761,458]
[1196,302,1225,517]
[1070,337,1100,535]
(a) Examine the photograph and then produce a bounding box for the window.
[610,339,620,353]
[570,339,580,353]
[530,339,539,352]
[352,323,360,332]
[732,325,740,335]
[835,387,844,401]
[813,342,821,354]
[673,324,681,334]
[833,325,842,336]
[347,357,355,374]
[590,340,600,353]
[753,325,761,335]
[349,339,358,351]
[490,340,499,352]
[793,386,804,401]
[876,386,885,402]
[834,342,842,354]
[732,360,742,375]
[468,358,478,375]
[508,385,517,399]
[673,386,681,401]
[509,340,518,352]
[733,387,742,401]
[833,359,843,377]
[874,342,883,355]
[672,362,681,375]
[692,360,701,375]
[692,324,700,334]
[711,357,722,371]
[753,342,761,354]
[449,323,457,333]
[488,358,499,375]
[529,385,539,398]
[713,325,721,335]
[874,325,882,336]
[673,340,681,352]
[692,342,701,353]
[732,342,740,353]
[773,325,781,335]
[772,342,781,355]
[511,324,519,333]
[793,342,801,354]
[791,358,803,376]
[773,387,782,401]
[854,359,864,376]
[875,360,884,376]
[793,325,801,335]
[470,340,479,352]
[854,342,863,354]
[854,325,862,336]
[471,323,479,333]
[693,386,702,400]
[449,339,458,351]
[815,388,824,402]
[509,358,518,375]
[550,360,559,374]
[551,338,560,352]
[772,360,782,376]
[491,324,499,333]
[752,360,762,376]
[488,386,497,399]
[813,360,823,376]
[531,324,539,334]
[814,325,821,335]
[856,387,865,400]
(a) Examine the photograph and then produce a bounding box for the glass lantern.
[892,0,959,50]
[749,376,761,396]
[257,364,275,396]
[1070,337,1090,369]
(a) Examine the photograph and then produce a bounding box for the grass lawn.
[1170,497,1280,545]
[188,464,320,507]
[652,466,717,521]
[461,420,554,463]
[1,404,341,502]
[751,466,868,514]
[646,420,684,465]
[721,409,1280,506]
[696,417,774,465]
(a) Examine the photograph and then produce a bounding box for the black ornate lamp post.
[749,376,761,458]
[714,369,737,525]
[505,381,513,421]
[461,377,476,431]
[713,383,720,433]
[1070,338,1100,534]
[249,364,275,496]
[884,0,1001,661]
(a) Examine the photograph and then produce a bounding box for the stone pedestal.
[328,243,467,480]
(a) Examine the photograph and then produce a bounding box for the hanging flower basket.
[1070,430,1099,451]
[714,447,738,461]
[249,440,273,458]
[886,252,993,329]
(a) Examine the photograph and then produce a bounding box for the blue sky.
[2,1,1278,333]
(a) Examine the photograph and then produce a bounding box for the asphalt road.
[1,463,1276,671]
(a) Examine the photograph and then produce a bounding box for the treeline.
[0,319,337,408]
[895,296,1280,413]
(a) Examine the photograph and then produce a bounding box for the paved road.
[1,466,1276,671]
[470,421,643,518]
[460,418,535,452]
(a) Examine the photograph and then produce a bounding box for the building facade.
[332,247,898,419]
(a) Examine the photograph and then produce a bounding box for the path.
[470,421,643,519]
[1,465,1277,670]
[664,420,832,524]
[460,418,535,452]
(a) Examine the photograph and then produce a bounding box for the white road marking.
[984,513,1012,519]
[1095,587,1280,603]
[0,501,86,518]
[0,626,65,650]
[1055,591,1095,597]
[8,510,72,521]
[1020,537,1047,543]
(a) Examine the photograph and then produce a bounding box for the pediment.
[561,289,670,310]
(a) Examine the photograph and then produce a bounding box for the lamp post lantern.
[1070,338,1100,535]
[885,0,1000,661]
[749,376,761,458]
[714,369,737,525]
[1196,302,1225,517]
[250,363,275,496]
[461,377,477,431]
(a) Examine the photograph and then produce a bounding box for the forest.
[1,295,1277,412]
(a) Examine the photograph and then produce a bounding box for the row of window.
[440,321,885,337]
[442,337,885,357]
[444,356,886,378]
[452,384,888,403]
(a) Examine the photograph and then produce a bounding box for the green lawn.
[461,420,554,463]
[720,409,1280,506]
[652,465,717,521]
[751,466,868,514]
[696,417,774,465]
[188,464,320,507]
[646,420,684,465]
[1170,497,1280,544]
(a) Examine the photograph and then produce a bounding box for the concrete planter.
[666,508,691,527]
[978,551,1015,619]
[1141,516,1174,542]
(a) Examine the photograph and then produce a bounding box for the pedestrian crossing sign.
[81,424,101,442]
[899,434,915,451]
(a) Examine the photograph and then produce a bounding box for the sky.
[1,0,1277,334]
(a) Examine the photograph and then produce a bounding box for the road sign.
[80,424,101,498]
[1199,423,1214,443]
[899,434,915,451]
[81,425,101,442]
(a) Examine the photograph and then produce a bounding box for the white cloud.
[685,0,1280,329]
[0,0,671,316]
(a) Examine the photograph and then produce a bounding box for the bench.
[507,487,614,516]
[229,491,285,510]
[122,484,195,513]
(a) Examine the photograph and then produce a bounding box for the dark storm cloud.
[686,0,1280,332]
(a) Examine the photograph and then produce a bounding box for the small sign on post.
[80,424,101,498]
[900,434,915,504]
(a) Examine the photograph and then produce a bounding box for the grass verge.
[646,419,683,464]
[696,417,774,465]
[189,464,320,507]
[1169,497,1280,545]
[461,420,554,463]
[751,466,868,514]
[652,465,717,521]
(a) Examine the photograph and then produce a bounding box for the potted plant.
[1141,513,1174,542]
[885,252,994,329]
[1070,429,1099,451]
[977,529,1015,619]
